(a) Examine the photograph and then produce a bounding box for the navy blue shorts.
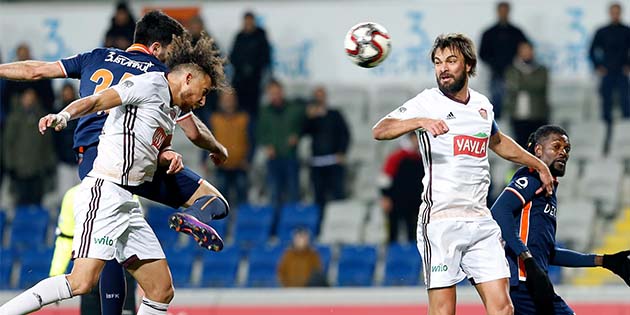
[510,282,574,315]
[78,145,202,209]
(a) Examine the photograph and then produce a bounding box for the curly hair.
[166,32,230,92]
[526,125,569,155]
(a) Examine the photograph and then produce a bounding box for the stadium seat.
[0,248,14,289]
[319,200,367,244]
[201,245,240,287]
[363,203,388,245]
[383,243,421,286]
[10,206,50,252]
[336,245,377,286]
[578,157,623,215]
[146,205,176,228]
[164,247,196,288]
[0,210,5,245]
[555,199,597,251]
[609,120,630,161]
[246,244,285,287]
[315,244,332,274]
[276,203,320,242]
[18,246,53,289]
[233,204,274,249]
[153,225,181,249]
[567,120,607,161]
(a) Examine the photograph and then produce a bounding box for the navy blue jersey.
[492,166,558,286]
[58,45,168,150]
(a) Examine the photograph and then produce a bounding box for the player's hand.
[603,250,630,286]
[159,150,184,174]
[535,163,554,196]
[38,112,71,135]
[524,257,556,315]
[210,145,228,166]
[420,118,449,137]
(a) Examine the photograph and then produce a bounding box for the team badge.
[478,108,487,120]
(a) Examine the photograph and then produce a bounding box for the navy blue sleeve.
[491,189,529,255]
[551,247,597,267]
[59,51,93,79]
[491,119,499,135]
[506,170,541,203]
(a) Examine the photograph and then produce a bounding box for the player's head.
[526,125,571,177]
[610,2,622,24]
[134,10,185,62]
[431,33,477,95]
[166,32,229,113]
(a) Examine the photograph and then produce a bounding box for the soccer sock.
[99,259,126,315]
[0,275,73,314]
[182,195,229,223]
[137,297,169,315]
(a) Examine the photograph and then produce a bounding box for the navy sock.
[182,195,229,223]
[99,259,126,315]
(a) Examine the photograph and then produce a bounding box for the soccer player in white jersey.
[0,33,228,315]
[373,33,554,315]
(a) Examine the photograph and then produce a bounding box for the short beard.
[437,72,467,95]
[550,163,566,177]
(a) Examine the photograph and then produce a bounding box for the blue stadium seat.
[0,248,14,289]
[18,246,53,289]
[153,225,181,248]
[164,247,196,288]
[276,203,320,242]
[246,244,285,287]
[315,244,331,274]
[233,204,274,249]
[383,243,421,286]
[0,210,6,244]
[10,206,49,252]
[337,245,377,287]
[146,205,176,228]
[201,245,240,287]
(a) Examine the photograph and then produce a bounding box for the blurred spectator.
[479,2,528,120]
[230,11,272,121]
[302,86,350,213]
[188,15,221,120]
[277,228,325,287]
[503,41,549,148]
[589,2,630,125]
[209,92,250,206]
[257,79,304,209]
[0,43,55,118]
[379,133,423,243]
[104,2,136,49]
[53,83,79,165]
[2,89,56,206]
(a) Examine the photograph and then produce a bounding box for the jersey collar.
[126,44,151,55]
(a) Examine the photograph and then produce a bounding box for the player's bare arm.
[489,131,554,196]
[0,60,65,81]
[178,114,228,165]
[372,117,449,140]
[38,88,122,134]
[158,135,184,175]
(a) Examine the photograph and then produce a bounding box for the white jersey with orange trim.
[88,72,181,186]
[380,87,499,223]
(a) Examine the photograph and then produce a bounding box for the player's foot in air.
[169,213,224,251]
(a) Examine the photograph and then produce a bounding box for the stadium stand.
[336,245,377,286]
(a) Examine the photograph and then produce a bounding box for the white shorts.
[72,177,165,265]
[416,217,510,289]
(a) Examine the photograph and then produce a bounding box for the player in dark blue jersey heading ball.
[491,125,630,315]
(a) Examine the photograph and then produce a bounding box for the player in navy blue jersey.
[0,11,231,315]
[491,125,630,315]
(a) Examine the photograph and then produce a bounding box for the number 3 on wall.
[90,69,134,93]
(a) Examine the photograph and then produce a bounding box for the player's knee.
[489,299,513,315]
[66,273,99,295]
[189,194,229,221]
[145,282,174,303]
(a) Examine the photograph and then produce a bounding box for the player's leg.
[600,74,614,123]
[125,259,173,315]
[99,259,126,315]
[618,73,630,119]
[461,218,513,315]
[509,282,574,315]
[427,286,457,315]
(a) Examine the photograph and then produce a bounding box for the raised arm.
[372,117,449,140]
[489,131,553,195]
[38,88,122,134]
[0,60,65,81]
[178,113,228,165]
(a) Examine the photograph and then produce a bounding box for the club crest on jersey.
[454,132,488,158]
[152,127,167,149]
[478,108,488,120]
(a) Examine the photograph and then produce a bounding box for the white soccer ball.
[344,22,391,68]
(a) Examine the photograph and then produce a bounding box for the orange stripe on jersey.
[505,187,525,205]
[126,44,151,54]
[56,60,68,78]
[518,201,532,280]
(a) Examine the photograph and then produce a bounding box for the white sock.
[0,275,73,314]
[137,297,169,315]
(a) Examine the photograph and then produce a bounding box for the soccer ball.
[344,22,391,68]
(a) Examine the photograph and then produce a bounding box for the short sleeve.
[504,170,541,205]
[384,95,429,120]
[59,52,91,79]
[111,75,154,107]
